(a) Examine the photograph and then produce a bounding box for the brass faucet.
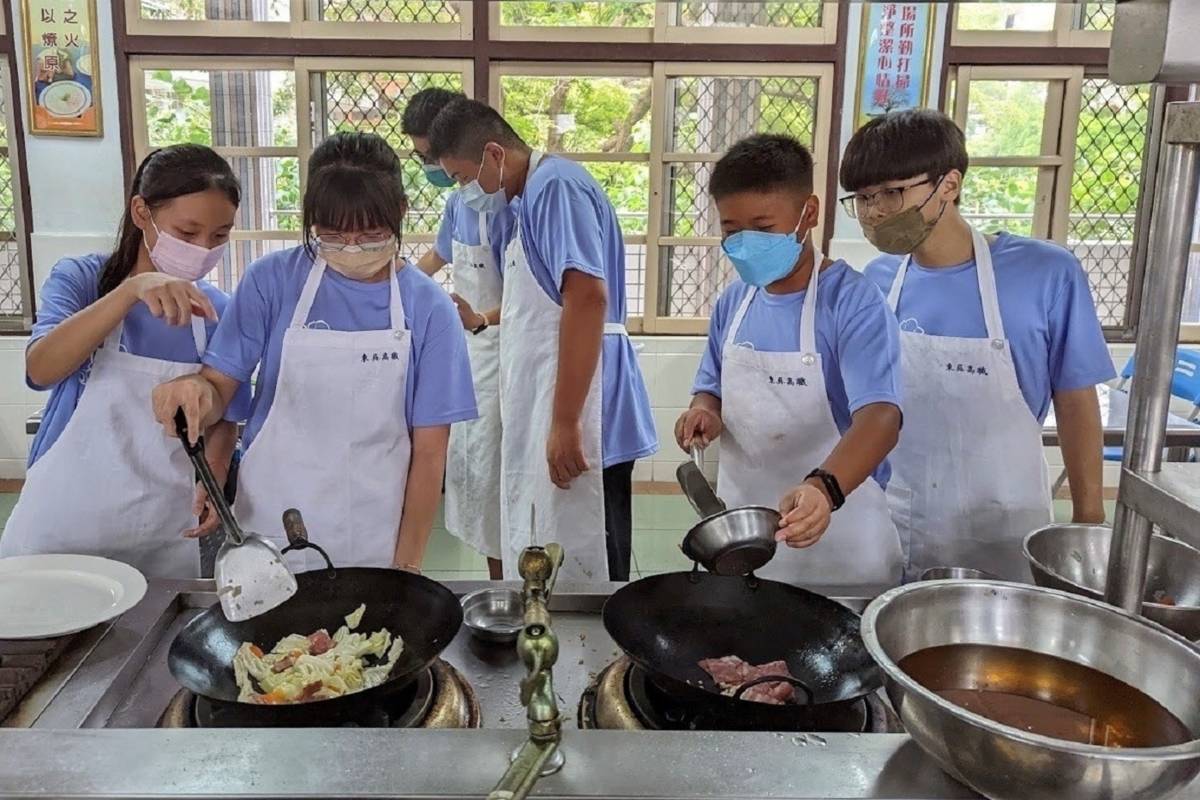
[487,543,565,800]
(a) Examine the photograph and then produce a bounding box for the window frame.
[490,1,840,46]
[0,8,34,333]
[124,0,473,39]
[951,2,1111,49]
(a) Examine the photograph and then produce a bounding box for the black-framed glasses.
[839,177,936,219]
[408,149,436,167]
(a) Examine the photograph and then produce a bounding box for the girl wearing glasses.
[840,109,1113,583]
[152,131,478,574]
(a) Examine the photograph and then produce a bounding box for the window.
[0,60,30,331]
[130,57,472,293]
[492,1,837,45]
[126,0,472,38]
[493,64,651,317]
[950,66,1152,335]
[122,3,840,334]
[952,1,1112,48]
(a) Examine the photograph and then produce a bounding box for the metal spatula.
[174,409,297,621]
[676,445,726,519]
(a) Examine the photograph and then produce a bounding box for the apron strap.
[190,312,207,356]
[724,286,757,350]
[971,226,1005,342]
[291,258,327,329]
[799,243,824,357]
[477,210,490,248]
[886,227,1005,343]
[603,322,628,336]
[388,258,406,333]
[100,312,206,356]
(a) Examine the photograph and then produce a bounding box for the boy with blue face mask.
[676,134,904,591]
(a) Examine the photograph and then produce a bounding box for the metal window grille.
[675,1,821,29]
[317,0,457,24]
[1078,2,1115,32]
[0,73,29,327]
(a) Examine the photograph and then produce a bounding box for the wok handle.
[691,444,704,470]
[175,408,245,546]
[732,674,816,706]
[279,508,335,571]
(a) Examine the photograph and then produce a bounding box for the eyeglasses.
[408,150,435,167]
[839,177,937,220]
[314,232,395,252]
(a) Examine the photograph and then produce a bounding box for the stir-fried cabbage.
[233,604,404,704]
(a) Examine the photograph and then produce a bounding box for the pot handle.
[280,508,335,572]
[732,674,816,706]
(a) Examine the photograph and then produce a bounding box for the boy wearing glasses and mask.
[840,109,1113,583]
[676,134,904,590]
[428,98,656,584]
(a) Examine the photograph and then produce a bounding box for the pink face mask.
[146,218,227,281]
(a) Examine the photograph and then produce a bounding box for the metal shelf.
[1119,463,1200,548]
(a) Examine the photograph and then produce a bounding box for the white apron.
[716,251,903,589]
[444,209,503,558]
[1,314,208,577]
[233,258,412,571]
[498,150,623,582]
[885,226,1052,583]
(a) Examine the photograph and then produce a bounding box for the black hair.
[709,134,814,201]
[839,109,969,192]
[99,144,240,297]
[302,131,408,256]
[426,98,527,162]
[401,87,464,139]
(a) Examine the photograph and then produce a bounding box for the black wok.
[602,571,881,724]
[169,566,463,726]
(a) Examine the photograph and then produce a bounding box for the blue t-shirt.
[863,232,1116,422]
[433,190,515,272]
[509,154,658,467]
[693,261,902,488]
[26,253,251,465]
[203,247,477,450]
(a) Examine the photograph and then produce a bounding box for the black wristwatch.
[805,468,845,511]
[471,317,489,335]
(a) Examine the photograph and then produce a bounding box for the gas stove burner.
[580,657,903,733]
[158,659,481,729]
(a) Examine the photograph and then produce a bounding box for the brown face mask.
[860,178,948,255]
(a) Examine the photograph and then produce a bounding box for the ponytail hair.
[98,144,241,297]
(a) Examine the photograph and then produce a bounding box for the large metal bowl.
[862,580,1200,800]
[1023,524,1200,640]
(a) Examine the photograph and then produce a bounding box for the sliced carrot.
[249,644,264,658]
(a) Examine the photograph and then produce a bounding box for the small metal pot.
[676,446,778,575]
[919,566,1000,582]
[461,587,524,644]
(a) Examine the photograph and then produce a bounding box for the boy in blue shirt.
[429,99,657,582]
[676,134,904,590]
[840,109,1114,582]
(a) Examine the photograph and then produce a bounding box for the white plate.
[38,80,91,118]
[0,555,147,639]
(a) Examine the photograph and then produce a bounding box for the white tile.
[0,405,34,468]
[632,460,653,482]
[0,458,25,479]
[653,353,702,407]
[635,350,657,398]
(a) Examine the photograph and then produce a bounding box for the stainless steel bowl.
[862,580,1200,800]
[1024,524,1200,640]
[680,506,780,576]
[919,566,1000,581]
[461,587,524,644]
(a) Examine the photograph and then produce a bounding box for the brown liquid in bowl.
[898,644,1192,749]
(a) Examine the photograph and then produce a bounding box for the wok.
[169,564,463,726]
[603,571,881,724]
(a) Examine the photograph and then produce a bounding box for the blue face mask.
[460,149,507,214]
[422,163,455,189]
[721,219,805,288]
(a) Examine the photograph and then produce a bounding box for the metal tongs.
[174,409,297,621]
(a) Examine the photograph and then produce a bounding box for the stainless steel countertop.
[0,578,978,799]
